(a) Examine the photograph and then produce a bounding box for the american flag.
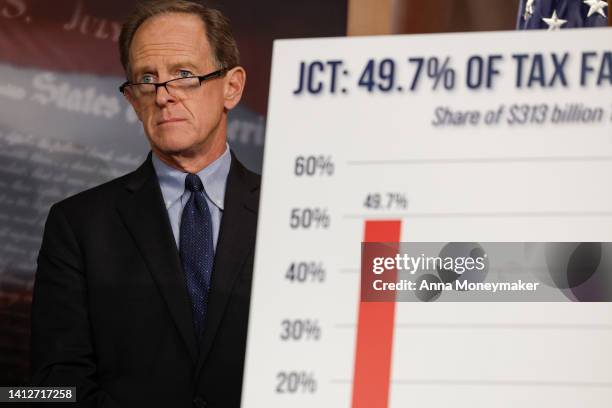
[517,0,608,29]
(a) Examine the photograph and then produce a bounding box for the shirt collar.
[152,144,231,211]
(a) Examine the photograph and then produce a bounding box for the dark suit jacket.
[31,152,260,408]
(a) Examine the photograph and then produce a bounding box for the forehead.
[129,12,213,72]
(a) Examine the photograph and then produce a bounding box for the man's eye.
[141,75,155,83]
[178,70,193,78]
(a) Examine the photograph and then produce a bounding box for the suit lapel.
[117,154,199,362]
[196,154,259,373]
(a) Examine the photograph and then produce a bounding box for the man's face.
[126,13,230,160]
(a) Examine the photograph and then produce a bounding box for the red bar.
[351,220,402,408]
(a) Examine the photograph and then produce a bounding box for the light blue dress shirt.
[151,145,231,251]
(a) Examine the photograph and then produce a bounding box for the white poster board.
[242,28,612,407]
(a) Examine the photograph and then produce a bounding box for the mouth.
[157,118,186,126]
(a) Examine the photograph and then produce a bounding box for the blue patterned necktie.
[180,173,214,341]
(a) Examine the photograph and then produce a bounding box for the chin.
[156,138,210,158]
[150,134,194,155]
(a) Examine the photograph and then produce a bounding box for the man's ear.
[223,66,246,110]
[123,91,143,122]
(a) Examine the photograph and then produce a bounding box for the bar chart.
[242,28,612,407]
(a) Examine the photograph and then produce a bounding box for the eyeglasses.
[119,67,230,100]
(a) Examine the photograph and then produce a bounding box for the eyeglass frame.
[118,67,232,96]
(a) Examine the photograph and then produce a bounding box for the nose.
[155,83,176,107]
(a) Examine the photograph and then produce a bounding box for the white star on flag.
[542,10,568,30]
[583,0,608,18]
[524,0,535,20]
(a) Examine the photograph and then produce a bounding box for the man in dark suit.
[30,1,259,407]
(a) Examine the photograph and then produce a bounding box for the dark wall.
[0,0,347,386]
[392,0,521,34]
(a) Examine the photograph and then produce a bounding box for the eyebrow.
[131,61,202,79]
